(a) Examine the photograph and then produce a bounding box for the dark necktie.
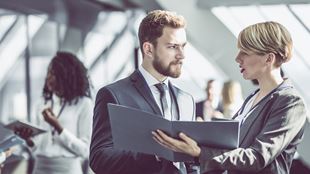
[155,83,169,117]
[155,83,187,173]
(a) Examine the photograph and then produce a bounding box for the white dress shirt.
[234,93,257,125]
[139,66,186,172]
[31,95,93,159]
[139,66,174,120]
[0,152,5,164]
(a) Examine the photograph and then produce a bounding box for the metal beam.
[197,0,310,9]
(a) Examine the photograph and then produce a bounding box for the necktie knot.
[155,83,167,96]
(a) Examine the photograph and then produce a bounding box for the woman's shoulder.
[275,84,301,99]
[272,85,306,109]
[75,96,93,107]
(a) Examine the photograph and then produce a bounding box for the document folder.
[108,103,240,162]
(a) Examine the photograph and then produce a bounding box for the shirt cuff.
[0,152,6,164]
[58,128,72,142]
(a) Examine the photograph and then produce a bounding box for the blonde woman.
[153,21,307,174]
[219,80,243,118]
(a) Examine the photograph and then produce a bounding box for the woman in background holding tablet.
[153,21,307,174]
[17,52,93,174]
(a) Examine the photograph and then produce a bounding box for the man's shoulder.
[98,76,132,92]
[109,77,131,88]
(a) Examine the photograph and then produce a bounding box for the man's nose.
[176,47,185,59]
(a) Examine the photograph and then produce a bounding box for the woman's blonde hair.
[238,21,293,67]
[222,80,242,106]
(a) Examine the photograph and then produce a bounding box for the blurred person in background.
[196,79,223,120]
[218,80,244,119]
[16,52,93,174]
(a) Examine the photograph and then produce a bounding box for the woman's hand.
[4,148,13,158]
[14,127,34,147]
[42,108,63,134]
[152,130,201,157]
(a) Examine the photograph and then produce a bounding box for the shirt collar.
[138,65,169,87]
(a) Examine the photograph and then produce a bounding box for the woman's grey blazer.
[199,79,307,174]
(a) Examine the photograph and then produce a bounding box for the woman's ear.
[266,53,276,65]
[142,42,153,57]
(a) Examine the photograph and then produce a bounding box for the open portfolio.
[108,103,240,162]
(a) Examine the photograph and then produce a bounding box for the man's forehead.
[160,27,187,43]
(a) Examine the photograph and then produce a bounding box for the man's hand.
[152,130,201,157]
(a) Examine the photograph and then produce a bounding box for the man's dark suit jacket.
[198,79,307,174]
[89,70,195,174]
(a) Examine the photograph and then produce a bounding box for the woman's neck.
[257,69,283,96]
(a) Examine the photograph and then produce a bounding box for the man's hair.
[138,10,186,53]
[43,51,91,104]
[238,21,293,67]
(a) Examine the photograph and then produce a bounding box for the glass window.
[259,5,310,68]
[0,14,16,40]
[0,14,46,123]
[290,4,310,29]
[211,6,242,36]
[78,12,127,68]
[0,15,46,84]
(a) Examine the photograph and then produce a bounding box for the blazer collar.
[130,70,162,115]
[237,79,293,145]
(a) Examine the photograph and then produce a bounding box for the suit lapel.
[239,98,270,145]
[130,70,162,115]
[239,79,293,145]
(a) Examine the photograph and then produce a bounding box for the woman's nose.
[235,52,241,63]
[235,56,239,63]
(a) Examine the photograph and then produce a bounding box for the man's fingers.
[152,131,165,144]
[152,131,179,151]
[156,130,179,145]
[196,117,204,122]
[152,136,171,150]
[179,132,196,145]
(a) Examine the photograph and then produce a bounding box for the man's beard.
[153,54,182,78]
